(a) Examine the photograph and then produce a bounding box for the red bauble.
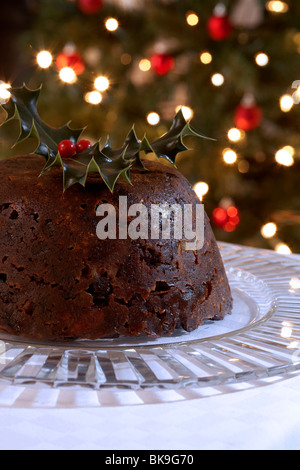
[212,207,228,228]
[76,139,92,153]
[56,51,85,75]
[150,53,175,76]
[58,140,76,159]
[207,14,233,41]
[234,103,262,131]
[78,0,103,14]
[212,206,240,232]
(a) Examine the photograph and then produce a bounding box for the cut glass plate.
[0,243,299,393]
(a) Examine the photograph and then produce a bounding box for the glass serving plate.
[0,242,300,395]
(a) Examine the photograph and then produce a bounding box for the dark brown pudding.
[0,155,232,341]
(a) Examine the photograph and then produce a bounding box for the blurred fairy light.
[283,145,295,156]
[294,85,300,102]
[176,105,193,120]
[275,146,295,167]
[59,67,77,83]
[139,59,151,72]
[281,322,293,339]
[228,128,244,142]
[223,148,237,164]
[147,112,160,125]
[200,52,213,65]
[290,278,300,290]
[266,1,289,13]
[36,50,53,69]
[94,76,110,92]
[255,52,269,67]
[261,222,277,238]
[280,94,294,112]
[186,11,199,26]
[0,81,11,103]
[238,160,250,173]
[84,91,102,105]
[211,73,225,87]
[121,53,132,65]
[193,182,209,201]
[105,18,119,31]
[275,243,292,255]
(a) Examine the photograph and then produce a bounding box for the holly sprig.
[1,85,210,191]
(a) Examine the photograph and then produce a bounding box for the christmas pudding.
[0,85,232,341]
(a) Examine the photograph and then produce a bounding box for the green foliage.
[1,84,208,191]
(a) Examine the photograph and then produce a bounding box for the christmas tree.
[0,0,299,253]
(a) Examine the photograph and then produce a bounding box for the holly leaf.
[1,84,84,159]
[99,127,141,190]
[1,86,212,192]
[149,108,213,165]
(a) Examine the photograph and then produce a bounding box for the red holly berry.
[76,139,92,153]
[58,140,76,158]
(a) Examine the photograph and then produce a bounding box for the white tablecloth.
[0,371,300,450]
